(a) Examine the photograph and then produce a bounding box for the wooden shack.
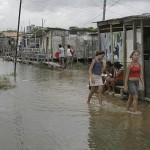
[97,14,150,100]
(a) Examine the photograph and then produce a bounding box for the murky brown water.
[0,59,150,150]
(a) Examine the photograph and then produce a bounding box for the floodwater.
[0,59,150,150]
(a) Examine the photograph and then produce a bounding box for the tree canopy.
[69,26,97,32]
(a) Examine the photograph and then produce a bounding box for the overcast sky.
[0,0,150,31]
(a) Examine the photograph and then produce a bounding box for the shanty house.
[97,14,150,100]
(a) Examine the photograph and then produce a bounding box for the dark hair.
[58,44,62,48]
[130,50,140,59]
[113,62,123,69]
[67,45,70,48]
[106,61,112,67]
[95,50,105,56]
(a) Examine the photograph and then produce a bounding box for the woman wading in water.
[87,51,105,105]
[124,50,144,114]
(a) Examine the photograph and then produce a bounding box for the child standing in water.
[124,50,144,114]
[87,51,105,105]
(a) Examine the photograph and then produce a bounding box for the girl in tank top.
[87,50,105,106]
[124,50,144,114]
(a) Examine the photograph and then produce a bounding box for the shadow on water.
[0,59,150,150]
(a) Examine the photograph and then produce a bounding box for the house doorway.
[143,27,150,98]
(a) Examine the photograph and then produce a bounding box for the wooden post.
[110,24,114,63]
[141,19,145,98]
[141,20,144,65]
[92,36,94,58]
[14,0,22,76]
[123,23,127,84]
[98,26,101,51]
[76,36,78,63]
[133,21,137,50]
[102,0,107,21]
[51,30,53,62]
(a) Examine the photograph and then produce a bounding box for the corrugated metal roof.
[31,27,67,38]
[2,31,17,37]
[96,14,150,26]
[1,31,24,38]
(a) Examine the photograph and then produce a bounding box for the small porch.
[97,14,150,100]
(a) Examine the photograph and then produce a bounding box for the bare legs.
[127,95,133,110]
[127,94,138,112]
[98,85,104,105]
[87,86,97,103]
[59,58,65,69]
[110,79,115,94]
[87,85,104,105]
[106,78,115,94]
[105,78,111,92]
[62,59,65,68]
[133,95,138,112]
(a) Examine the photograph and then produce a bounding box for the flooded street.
[0,59,150,150]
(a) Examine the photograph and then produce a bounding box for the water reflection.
[13,102,25,150]
[0,59,150,150]
[87,100,150,150]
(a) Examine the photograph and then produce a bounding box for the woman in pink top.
[124,50,144,114]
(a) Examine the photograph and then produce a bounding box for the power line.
[22,0,101,15]
[109,0,146,14]
[2,0,147,32]
[78,0,123,27]
[102,0,121,20]
[21,0,106,28]
[107,0,121,10]
[79,13,103,27]
[90,0,103,7]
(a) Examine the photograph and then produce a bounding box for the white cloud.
[0,0,150,31]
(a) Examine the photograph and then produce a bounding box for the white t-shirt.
[59,47,65,57]
[67,49,72,57]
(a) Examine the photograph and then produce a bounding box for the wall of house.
[51,30,66,58]
[42,31,51,54]
[136,28,143,65]
[50,33,98,59]
[126,29,142,63]
[126,30,133,62]
[100,31,123,63]
[52,35,64,57]
[0,37,13,55]
[100,29,143,64]
[40,30,98,59]
[65,34,98,59]
[42,30,67,58]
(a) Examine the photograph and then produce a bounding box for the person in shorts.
[124,50,144,114]
[87,50,105,105]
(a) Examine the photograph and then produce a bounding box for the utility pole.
[14,0,22,76]
[42,18,44,29]
[102,0,107,21]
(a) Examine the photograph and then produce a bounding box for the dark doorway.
[144,27,150,98]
